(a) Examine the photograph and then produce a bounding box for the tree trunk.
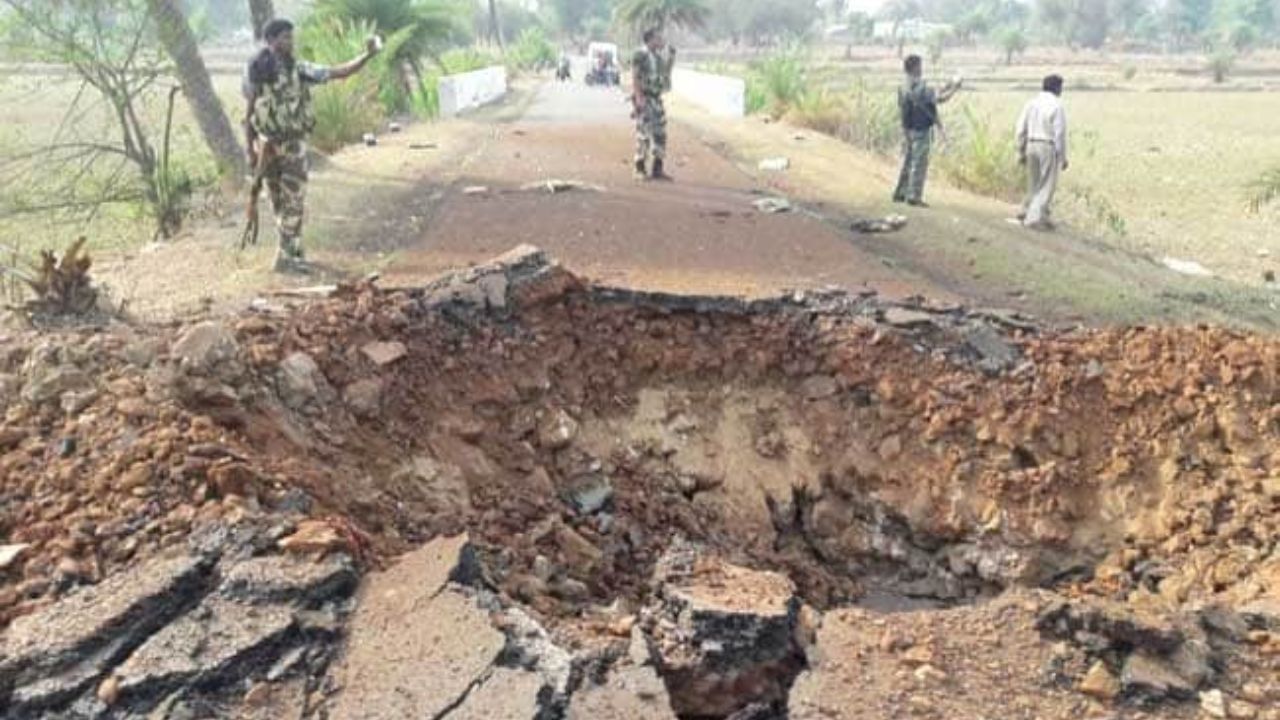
[148,0,247,183]
[488,0,505,53]
[249,0,274,41]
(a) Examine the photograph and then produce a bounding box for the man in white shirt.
[1015,75,1068,230]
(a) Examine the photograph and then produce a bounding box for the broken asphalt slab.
[0,554,212,713]
[326,535,512,720]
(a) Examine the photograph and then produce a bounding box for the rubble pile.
[0,246,1276,718]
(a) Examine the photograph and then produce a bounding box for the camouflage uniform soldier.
[893,55,959,207]
[244,19,379,272]
[632,28,676,181]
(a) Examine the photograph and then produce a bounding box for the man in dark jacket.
[892,54,960,207]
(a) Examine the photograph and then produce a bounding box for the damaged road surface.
[1,246,1278,719]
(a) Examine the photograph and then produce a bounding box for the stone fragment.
[344,379,383,418]
[360,341,407,367]
[884,307,934,328]
[1121,652,1196,700]
[539,409,579,450]
[649,549,804,718]
[277,352,329,410]
[1079,660,1120,700]
[218,553,357,607]
[23,364,91,404]
[568,665,676,720]
[0,542,31,570]
[328,536,505,720]
[800,375,838,400]
[278,520,351,556]
[1201,689,1227,718]
[962,322,1020,374]
[171,321,239,372]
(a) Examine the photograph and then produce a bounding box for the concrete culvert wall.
[0,247,1277,719]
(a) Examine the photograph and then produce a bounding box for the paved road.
[383,81,930,299]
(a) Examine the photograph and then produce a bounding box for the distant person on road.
[632,28,676,181]
[243,18,380,273]
[1016,74,1069,231]
[893,54,960,207]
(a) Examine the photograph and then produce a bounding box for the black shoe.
[273,256,313,275]
[907,199,929,208]
[651,159,673,182]
[633,160,647,180]
[892,195,906,204]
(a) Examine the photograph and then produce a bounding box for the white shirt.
[1016,92,1067,162]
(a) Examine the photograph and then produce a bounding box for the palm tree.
[313,0,461,65]
[615,0,710,35]
[249,0,275,40]
[147,0,246,181]
[312,0,461,93]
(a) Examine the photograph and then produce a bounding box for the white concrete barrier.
[671,68,745,119]
[438,66,508,117]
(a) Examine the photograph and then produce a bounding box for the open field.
[697,44,1280,288]
[0,68,249,264]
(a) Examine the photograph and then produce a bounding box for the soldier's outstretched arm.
[330,37,381,81]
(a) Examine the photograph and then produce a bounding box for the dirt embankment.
[0,247,1276,719]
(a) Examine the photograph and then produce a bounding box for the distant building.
[872,19,953,42]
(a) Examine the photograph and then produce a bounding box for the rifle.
[238,141,276,251]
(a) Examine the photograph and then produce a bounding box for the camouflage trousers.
[892,128,933,203]
[263,140,309,260]
[635,95,667,163]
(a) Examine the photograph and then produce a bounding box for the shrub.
[937,104,1022,201]
[786,89,846,136]
[1069,186,1128,237]
[440,47,502,74]
[837,78,899,156]
[746,48,809,119]
[1208,52,1235,83]
[510,26,556,72]
[1122,64,1138,81]
[1246,167,1280,213]
[302,18,418,152]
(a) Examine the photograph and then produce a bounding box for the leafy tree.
[741,0,820,46]
[1035,0,1109,49]
[249,0,274,39]
[1208,50,1234,81]
[880,0,923,57]
[0,0,206,237]
[1111,0,1149,39]
[546,0,610,41]
[615,0,711,34]
[1165,0,1213,48]
[998,25,1028,63]
[152,0,246,180]
[926,27,949,63]
[1224,21,1258,52]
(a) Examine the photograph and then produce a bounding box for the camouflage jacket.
[245,51,332,144]
[632,47,673,98]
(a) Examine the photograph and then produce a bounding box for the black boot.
[633,159,647,180]
[651,158,673,182]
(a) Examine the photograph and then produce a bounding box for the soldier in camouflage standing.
[893,54,960,207]
[243,19,380,272]
[632,28,676,181]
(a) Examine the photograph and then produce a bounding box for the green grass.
[961,90,1280,283]
[936,104,1022,201]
